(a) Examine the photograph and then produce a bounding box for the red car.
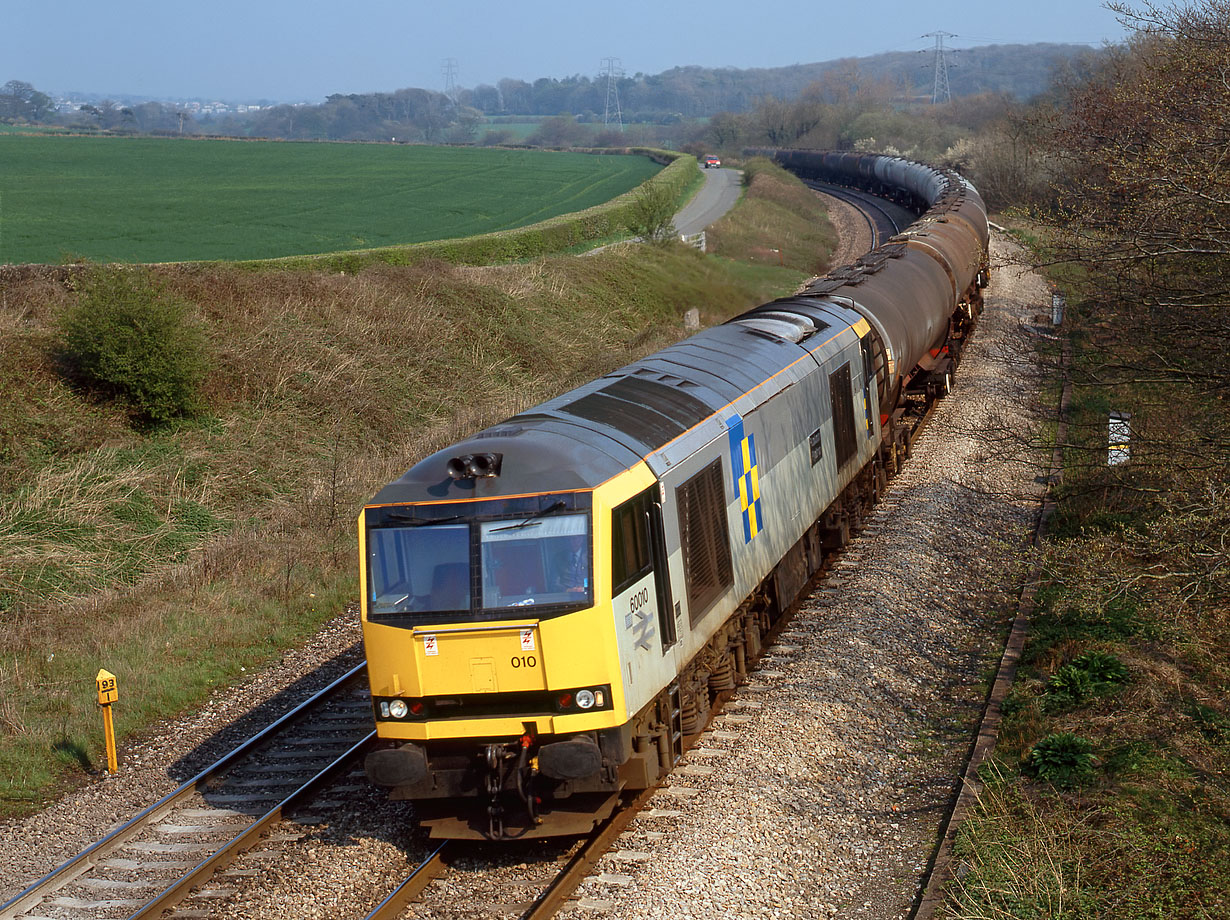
[703,155,721,169]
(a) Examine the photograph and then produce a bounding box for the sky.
[8,0,1130,102]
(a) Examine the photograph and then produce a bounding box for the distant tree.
[498,78,532,113]
[472,83,502,114]
[706,111,743,149]
[445,106,483,144]
[527,114,584,147]
[0,79,54,123]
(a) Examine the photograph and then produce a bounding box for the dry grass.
[945,289,1230,917]
[706,158,839,275]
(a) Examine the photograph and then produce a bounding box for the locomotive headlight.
[575,689,596,710]
[388,699,409,719]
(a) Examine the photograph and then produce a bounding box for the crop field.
[0,136,661,263]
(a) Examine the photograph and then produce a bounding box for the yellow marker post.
[95,668,119,774]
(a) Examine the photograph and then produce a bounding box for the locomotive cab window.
[612,489,653,595]
[480,513,592,609]
[368,523,470,615]
[365,496,593,623]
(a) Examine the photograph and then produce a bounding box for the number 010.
[510,655,537,668]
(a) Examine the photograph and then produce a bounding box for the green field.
[0,137,661,263]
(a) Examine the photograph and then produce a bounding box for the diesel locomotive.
[360,150,990,839]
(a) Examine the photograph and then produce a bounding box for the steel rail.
[804,179,907,248]
[128,730,376,919]
[0,660,369,920]
[361,842,452,920]
[521,786,657,920]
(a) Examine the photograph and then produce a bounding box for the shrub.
[631,182,679,243]
[1028,732,1096,787]
[57,267,209,425]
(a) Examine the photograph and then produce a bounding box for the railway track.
[0,665,374,920]
[356,487,924,919]
[803,179,911,248]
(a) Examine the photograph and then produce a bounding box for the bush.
[57,267,209,424]
[631,182,678,243]
[1028,732,1096,787]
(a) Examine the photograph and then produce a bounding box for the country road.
[674,166,741,236]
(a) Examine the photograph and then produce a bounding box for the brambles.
[1028,732,1095,787]
[57,267,210,425]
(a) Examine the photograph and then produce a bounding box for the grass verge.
[705,156,838,275]
[942,228,1230,919]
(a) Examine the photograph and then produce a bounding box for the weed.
[1027,732,1096,787]
[1045,664,1094,709]
[1072,649,1128,685]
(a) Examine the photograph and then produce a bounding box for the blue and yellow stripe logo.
[728,416,763,543]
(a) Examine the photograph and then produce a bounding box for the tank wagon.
[360,151,990,839]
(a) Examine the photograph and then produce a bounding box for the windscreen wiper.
[382,512,464,526]
[489,500,566,532]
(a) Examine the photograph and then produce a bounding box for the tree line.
[1,42,1094,147]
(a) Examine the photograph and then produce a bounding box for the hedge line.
[238,148,699,273]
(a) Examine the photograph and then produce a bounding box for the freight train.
[360,150,990,839]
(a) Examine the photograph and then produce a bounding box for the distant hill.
[466,43,1103,120]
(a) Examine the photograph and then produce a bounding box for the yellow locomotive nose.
[410,623,544,694]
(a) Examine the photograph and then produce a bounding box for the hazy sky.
[9,1,1129,102]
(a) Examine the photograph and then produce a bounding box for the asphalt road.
[674,167,742,236]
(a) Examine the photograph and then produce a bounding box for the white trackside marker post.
[1108,411,1131,466]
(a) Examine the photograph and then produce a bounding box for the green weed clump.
[57,267,209,425]
[1028,732,1096,787]
[1044,650,1129,709]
